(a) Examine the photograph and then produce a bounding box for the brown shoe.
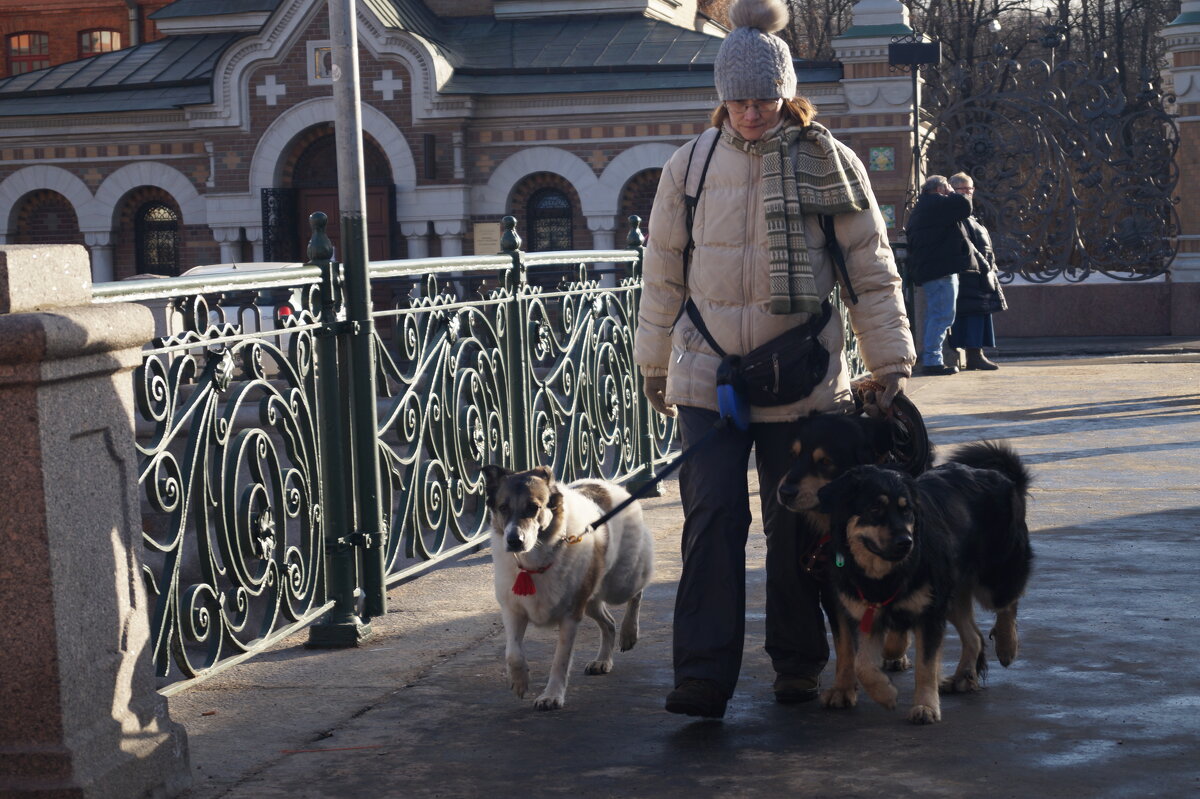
[773,673,820,704]
[964,348,1000,370]
[666,678,727,718]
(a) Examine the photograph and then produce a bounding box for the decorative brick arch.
[91,162,206,230]
[249,97,416,194]
[0,165,94,235]
[597,143,678,216]
[476,147,601,217]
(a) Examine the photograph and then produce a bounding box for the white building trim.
[596,142,677,215]
[0,165,95,233]
[474,147,601,217]
[91,162,207,229]
[248,97,417,197]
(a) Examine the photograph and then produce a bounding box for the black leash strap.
[585,423,721,534]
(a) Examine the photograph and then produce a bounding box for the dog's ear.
[547,489,563,513]
[530,465,555,486]
[818,468,860,514]
[481,465,512,507]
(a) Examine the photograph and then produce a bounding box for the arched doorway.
[508,173,583,254]
[618,169,661,242]
[112,187,184,278]
[12,189,84,246]
[272,125,395,261]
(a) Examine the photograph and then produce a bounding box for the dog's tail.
[946,440,1031,495]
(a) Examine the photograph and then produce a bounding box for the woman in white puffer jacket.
[634,0,915,719]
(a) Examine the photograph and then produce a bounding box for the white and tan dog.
[481,465,655,710]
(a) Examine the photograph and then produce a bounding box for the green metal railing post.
[306,213,372,647]
[499,216,531,469]
[327,0,387,622]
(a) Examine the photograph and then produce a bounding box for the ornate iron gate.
[921,56,1179,282]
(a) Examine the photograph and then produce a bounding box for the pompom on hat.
[714,0,797,102]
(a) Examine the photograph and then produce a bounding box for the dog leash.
[582,422,723,536]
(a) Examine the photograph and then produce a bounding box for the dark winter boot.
[965,348,999,371]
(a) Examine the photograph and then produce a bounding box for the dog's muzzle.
[505,533,526,552]
[864,532,913,561]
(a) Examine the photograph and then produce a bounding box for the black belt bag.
[686,298,833,407]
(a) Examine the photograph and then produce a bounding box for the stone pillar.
[434,220,464,258]
[0,244,191,798]
[84,231,115,284]
[587,215,618,287]
[1161,4,1200,334]
[211,226,243,264]
[401,221,429,259]
[244,227,264,262]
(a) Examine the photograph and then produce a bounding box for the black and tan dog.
[481,465,654,710]
[816,441,1033,724]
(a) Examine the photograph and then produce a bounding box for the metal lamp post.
[888,34,942,202]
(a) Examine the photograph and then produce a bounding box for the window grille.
[526,188,573,252]
[136,202,181,276]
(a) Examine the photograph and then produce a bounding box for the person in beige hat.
[634,0,916,718]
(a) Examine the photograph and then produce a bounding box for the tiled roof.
[0,33,240,98]
[150,0,283,18]
[0,2,839,117]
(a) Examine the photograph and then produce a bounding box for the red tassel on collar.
[512,563,552,595]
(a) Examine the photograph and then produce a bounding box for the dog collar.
[855,584,903,635]
[511,560,553,596]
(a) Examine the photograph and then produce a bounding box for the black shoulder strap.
[820,214,857,305]
[670,129,720,330]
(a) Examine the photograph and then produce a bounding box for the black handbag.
[686,298,832,406]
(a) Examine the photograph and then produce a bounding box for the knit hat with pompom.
[713,0,796,102]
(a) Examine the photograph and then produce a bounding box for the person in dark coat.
[903,175,973,376]
[946,172,1006,370]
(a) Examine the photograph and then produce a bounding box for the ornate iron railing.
[93,213,864,691]
[922,56,1180,282]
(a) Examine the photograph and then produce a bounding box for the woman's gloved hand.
[876,373,907,410]
[642,375,677,418]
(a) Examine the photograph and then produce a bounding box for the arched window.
[7,32,49,75]
[136,202,180,276]
[79,29,121,58]
[526,188,573,252]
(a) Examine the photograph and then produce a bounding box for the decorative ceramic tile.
[869,146,896,172]
[880,204,897,228]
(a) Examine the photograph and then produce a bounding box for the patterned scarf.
[722,121,871,314]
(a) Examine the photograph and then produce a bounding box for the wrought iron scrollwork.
[133,281,328,682]
[923,56,1179,281]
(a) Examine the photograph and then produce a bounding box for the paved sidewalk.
[170,341,1200,799]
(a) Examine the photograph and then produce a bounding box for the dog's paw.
[863,681,898,710]
[584,659,613,675]
[990,620,1019,667]
[883,655,911,672]
[507,665,530,698]
[940,672,981,694]
[820,686,858,709]
[618,630,638,651]
[908,703,942,725]
[533,692,565,711]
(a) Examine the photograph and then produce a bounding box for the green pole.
[329,0,387,621]
[306,213,372,646]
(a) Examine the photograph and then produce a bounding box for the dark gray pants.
[674,406,831,699]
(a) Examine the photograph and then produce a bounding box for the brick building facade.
[0,0,920,282]
[0,1,171,78]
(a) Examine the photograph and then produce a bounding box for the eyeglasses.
[725,99,782,115]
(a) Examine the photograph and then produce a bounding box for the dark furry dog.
[816,441,1033,724]
[775,413,897,520]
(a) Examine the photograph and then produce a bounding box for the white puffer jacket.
[634,125,915,422]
